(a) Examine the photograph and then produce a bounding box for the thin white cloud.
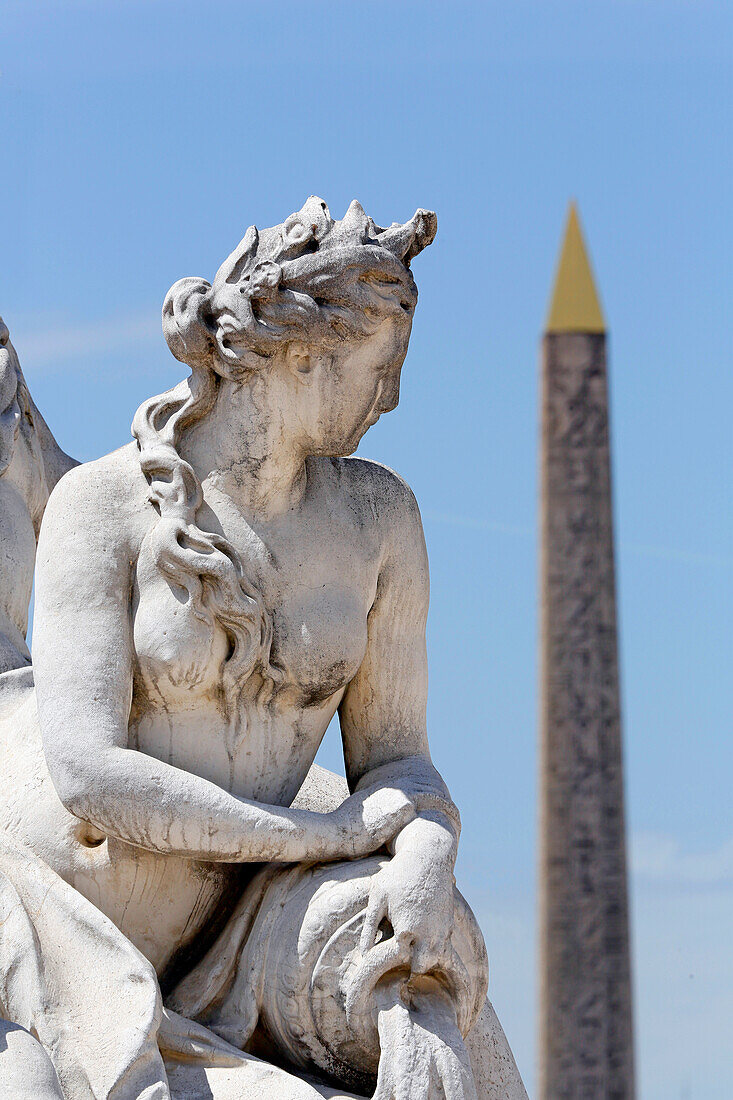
[631,831,733,886]
[422,510,531,537]
[16,311,161,371]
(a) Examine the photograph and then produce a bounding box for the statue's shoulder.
[327,456,425,542]
[42,442,150,542]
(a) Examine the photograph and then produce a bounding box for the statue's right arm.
[32,459,412,864]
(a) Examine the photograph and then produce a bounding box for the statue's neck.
[179,377,308,521]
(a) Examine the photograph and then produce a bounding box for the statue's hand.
[330,786,416,860]
[360,845,455,975]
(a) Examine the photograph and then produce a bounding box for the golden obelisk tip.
[546,201,605,333]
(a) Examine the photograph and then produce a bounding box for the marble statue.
[0,198,527,1100]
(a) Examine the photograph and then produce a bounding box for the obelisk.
[538,203,635,1099]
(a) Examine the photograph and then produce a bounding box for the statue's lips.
[362,381,397,430]
[365,397,399,429]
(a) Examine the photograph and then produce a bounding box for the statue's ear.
[286,342,315,381]
[0,329,76,494]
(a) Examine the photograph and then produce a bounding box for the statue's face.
[0,327,47,518]
[0,320,15,389]
[304,315,411,457]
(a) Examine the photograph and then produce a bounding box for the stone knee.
[0,1021,64,1100]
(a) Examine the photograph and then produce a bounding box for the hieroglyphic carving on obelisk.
[538,203,635,1099]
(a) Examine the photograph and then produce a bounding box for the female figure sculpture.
[0,199,526,1099]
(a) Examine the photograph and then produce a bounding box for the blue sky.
[2,2,731,1096]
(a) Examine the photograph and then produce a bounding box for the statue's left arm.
[339,467,460,973]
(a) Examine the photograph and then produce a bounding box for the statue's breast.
[270,584,369,706]
[129,549,370,801]
[132,539,370,712]
[131,545,229,701]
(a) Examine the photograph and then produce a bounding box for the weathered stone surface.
[0,199,526,1099]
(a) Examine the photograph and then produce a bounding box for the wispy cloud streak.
[422,511,531,538]
[16,311,161,371]
[631,831,733,886]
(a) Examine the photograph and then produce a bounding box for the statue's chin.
[323,428,372,459]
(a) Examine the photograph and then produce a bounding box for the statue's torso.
[0,452,387,975]
[129,456,379,803]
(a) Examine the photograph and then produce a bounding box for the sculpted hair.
[132,197,436,703]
